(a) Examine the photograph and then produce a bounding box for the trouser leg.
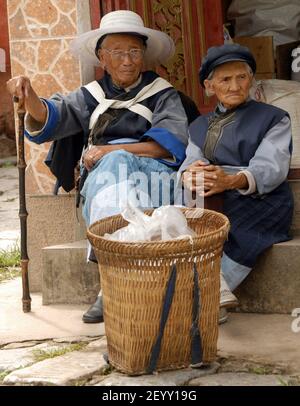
[81,151,175,322]
[221,253,252,291]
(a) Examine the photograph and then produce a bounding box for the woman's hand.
[183,161,249,197]
[6,75,47,123]
[83,146,108,171]
[182,160,208,194]
[202,165,230,196]
[6,75,31,104]
[83,140,172,171]
[202,166,248,196]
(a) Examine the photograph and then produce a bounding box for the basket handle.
[147,264,177,374]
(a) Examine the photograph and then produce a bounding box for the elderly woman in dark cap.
[180,44,294,323]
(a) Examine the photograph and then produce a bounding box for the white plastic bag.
[228,0,300,47]
[104,204,196,242]
[251,79,300,168]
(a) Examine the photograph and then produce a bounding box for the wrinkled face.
[204,61,253,109]
[98,34,145,88]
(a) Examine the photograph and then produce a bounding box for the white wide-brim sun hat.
[70,10,175,67]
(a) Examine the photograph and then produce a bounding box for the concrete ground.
[1,276,299,386]
[0,278,103,345]
[0,163,103,343]
[219,313,300,374]
[0,278,300,386]
[1,276,299,371]
[1,163,299,386]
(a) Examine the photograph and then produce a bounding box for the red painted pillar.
[199,0,225,113]
[203,0,224,49]
[0,0,15,154]
[89,0,101,30]
[0,0,10,69]
[89,0,130,30]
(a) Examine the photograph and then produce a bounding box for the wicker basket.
[87,208,229,375]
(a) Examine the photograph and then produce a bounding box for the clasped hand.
[182,160,230,197]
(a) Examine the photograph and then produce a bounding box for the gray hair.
[205,62,254,97]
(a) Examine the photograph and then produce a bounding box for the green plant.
[0,244,21,283]
[277,377,292,386]
[102,364,114,376]
[0,162,15,169]
[73,379,88,386]
[0,244,20,267]
[32,343,88,362]
[0,268,21,283]
[247,365,273,375]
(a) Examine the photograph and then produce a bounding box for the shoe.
[88,248,98,264]
[220,273,239,309]
[218,308,228,324]
[220,288,239,308]
[82,296,104,323]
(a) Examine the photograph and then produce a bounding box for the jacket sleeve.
[140,88,189,167]
[177,134,209,175]
[25,87,91,144]
[246,116,292,194]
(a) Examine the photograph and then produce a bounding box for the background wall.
[6,0,83,193]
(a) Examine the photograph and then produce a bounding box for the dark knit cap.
[199,43,257,87]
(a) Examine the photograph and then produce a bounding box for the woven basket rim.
[87,208,230,249]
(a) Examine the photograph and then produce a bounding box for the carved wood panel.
[100,0,130,14]
[130,0,224,113]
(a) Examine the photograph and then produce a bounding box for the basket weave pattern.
[87,208,229,375]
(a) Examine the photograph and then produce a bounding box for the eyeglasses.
[102,48,145,61]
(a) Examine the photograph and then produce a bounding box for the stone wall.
[6,0,87,193]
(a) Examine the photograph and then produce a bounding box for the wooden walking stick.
[13,96,31,312]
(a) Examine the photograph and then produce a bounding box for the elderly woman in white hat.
[180,44,293,323]
[7,10,191,323]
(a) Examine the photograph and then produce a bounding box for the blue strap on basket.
[147,264,177,374]
[190,263,203,367]
[147,263,203,374]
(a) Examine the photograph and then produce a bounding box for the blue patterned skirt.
[223,181,294,268]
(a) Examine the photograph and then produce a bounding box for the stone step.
[42,234,300,315]
[289,180,300,233]
[32,179,299,295]
[41,179,300,311]
[42,240,100,305]
[27,194,87,292]
[3,342,108,386]
[236,235,300,314]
